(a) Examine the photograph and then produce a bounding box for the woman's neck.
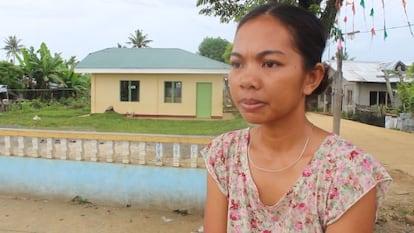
[250,116,312,154]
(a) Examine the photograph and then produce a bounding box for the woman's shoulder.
[200,128,249,159]
[313,132,392,183]
[310,133,392,226]
[318,133,366,158]
[206,128,249,149]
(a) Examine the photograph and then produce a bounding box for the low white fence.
[0,128,212,168]
[385,113,414,133]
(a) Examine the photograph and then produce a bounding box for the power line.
[344,24,414,35]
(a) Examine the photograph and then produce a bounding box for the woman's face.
[229,15,312,125]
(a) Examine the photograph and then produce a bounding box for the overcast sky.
[0,0,413,64]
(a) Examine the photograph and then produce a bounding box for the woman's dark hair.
[237,3,330,95]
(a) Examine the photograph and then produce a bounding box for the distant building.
[75,48,230,119]
[318,60,406,113]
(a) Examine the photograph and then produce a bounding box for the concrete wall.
[0,156,207,211]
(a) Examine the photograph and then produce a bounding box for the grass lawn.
[0,105,248,136]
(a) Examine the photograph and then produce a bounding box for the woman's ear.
[303,63,325,95]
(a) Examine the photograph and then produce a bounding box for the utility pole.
[332,30,359,135]
[332,46,343,135]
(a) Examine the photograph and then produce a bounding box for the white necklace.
[247,125,313,173]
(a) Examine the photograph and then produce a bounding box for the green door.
[196,83,212,118]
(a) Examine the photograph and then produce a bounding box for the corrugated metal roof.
[75,48,231,71]
[325,60,405,83]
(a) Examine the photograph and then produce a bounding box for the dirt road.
[0,113,413,233]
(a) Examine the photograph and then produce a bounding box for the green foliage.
[14,43,89,100]
[396,64,414,113]
[0,101,247,136]
[196,0,340,37]
[196,0,269,23]
[0,61,24,89]
[60,56,90,98]
[16,43,64,90]
[222,43,233,64]
[198,37,231,62]
[126,29,152,48]
[71,195,92,205]
[2,35,24,64]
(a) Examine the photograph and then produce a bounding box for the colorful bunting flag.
[402,0,414,36]
[369,0,375,39]
[337,38,343,51]
[371,27,376,36]
[360,0,365,8]
[360,0,367,28]
[352,2,356,15]
[381,0,387,40]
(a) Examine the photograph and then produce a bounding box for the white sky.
[0,0,413,64]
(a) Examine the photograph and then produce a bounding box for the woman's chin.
[240,114,264,125]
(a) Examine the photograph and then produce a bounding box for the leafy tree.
[198,37,230,62]
[196,0,339,36]
[0,61,24,89]
[222,43,233,64]
[16,43,66,99]
[2,35,24,64]
[126,29,153,48]
[396,64,414,113]
[61,56,90,98]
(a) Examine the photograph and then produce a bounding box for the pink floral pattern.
[201,128,392,233]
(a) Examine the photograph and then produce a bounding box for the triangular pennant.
[337,38,343,50]
[371,27,376,36]
[352,2,356,15]
[370,8,374,16]
[344,16,348,23]
[360,0,365,8]
[401,0,413,36]
[384,26,388,39]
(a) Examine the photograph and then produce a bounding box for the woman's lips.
[238,98,266,111]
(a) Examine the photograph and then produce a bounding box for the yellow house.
[75,48,230,119]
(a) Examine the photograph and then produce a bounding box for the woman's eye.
[231,61,242,69]
[262,61,278,68]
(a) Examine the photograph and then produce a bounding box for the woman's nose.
[238,65,261,89]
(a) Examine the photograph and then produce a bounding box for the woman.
[201,3,392,233]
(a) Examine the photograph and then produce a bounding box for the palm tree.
[126,29,153,48]
[2,35,24,64]
[116,43,127,48]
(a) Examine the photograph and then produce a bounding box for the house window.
[346,90,353,105]
[120,80,139,102]
[369,91,390,106]
[164,81,182,103]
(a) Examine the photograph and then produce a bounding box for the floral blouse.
[201,128,392,233]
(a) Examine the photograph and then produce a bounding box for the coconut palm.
[126,29,152,48]
[2,35,24,64]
